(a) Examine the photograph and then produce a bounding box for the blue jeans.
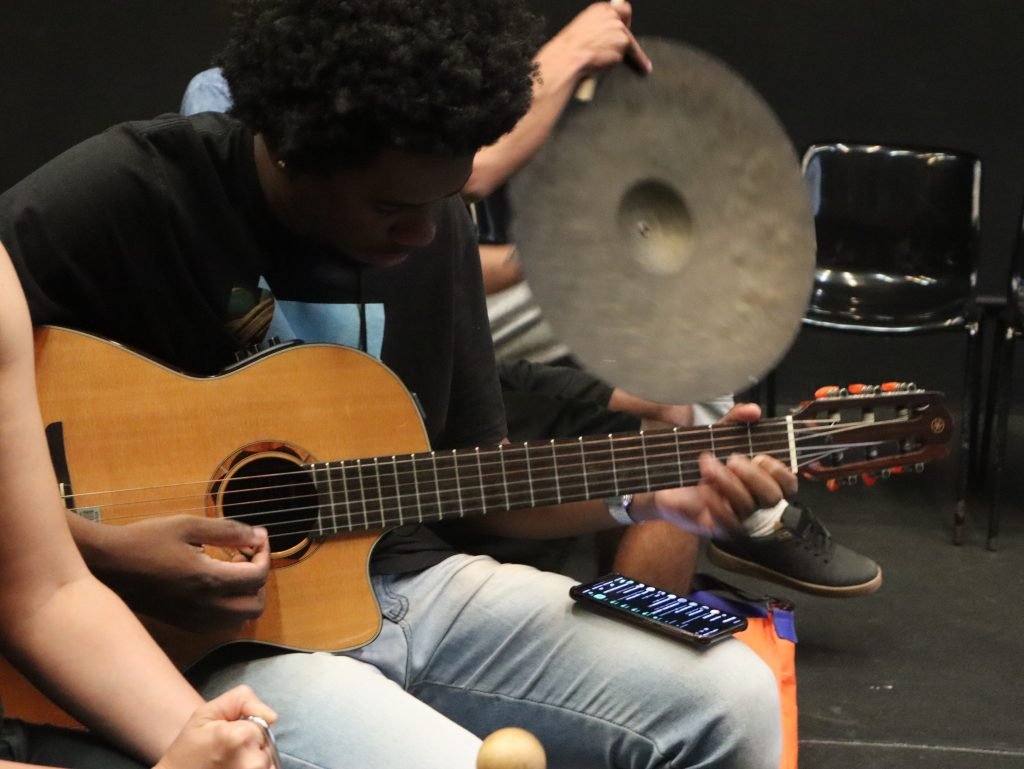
[192,554,780,769]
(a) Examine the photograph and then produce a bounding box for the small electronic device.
[569,573,748,647]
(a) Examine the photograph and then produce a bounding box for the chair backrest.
[802,143,981,332]
[1007,198,1024,329]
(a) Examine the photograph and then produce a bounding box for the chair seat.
[805,268,973,331]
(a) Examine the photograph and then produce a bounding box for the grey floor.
[708,328,1024,768]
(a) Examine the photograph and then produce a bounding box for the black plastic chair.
[980,202,1024,550]
[802,144,981,332]
[769,143,983,542]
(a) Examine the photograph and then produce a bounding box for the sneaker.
[706,502,882,597]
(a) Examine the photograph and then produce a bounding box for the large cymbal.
[509,37,815,404]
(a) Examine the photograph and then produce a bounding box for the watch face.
[605,495,635,525]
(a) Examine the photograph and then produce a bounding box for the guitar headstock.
[790,382,952,487]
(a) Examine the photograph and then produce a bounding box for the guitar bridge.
[76,506,103,523]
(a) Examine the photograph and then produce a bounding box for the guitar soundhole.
[220,454,317,554]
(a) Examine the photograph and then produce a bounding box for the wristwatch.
[604,494,635,525]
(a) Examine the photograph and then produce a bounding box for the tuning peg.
[827,449,846,468]
[847,383,868,394]
[477,728,546,769]
[825,475,864,492]
[861,473,878,486]
[814,385,840,399]
[880,381,919,392]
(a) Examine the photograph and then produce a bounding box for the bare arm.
[480,243,524,294]
[461,454,795,540]
[0,686,277,769]
[0,242,201,763]
[463,1,652,202]
[457,405,798,540]
[606,387,695,428]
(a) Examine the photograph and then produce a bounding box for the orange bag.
[690,574,798,769]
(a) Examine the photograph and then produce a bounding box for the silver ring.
[245,715,282,769]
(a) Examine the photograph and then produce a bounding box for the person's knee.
[587,636,780,768]
[694,642,781,768]
[194,650,389,716]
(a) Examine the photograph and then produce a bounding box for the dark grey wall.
[0,1,230,190]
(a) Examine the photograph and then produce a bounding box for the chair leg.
[954,321,982,545]
[967,323,987,487]
[977,313,1006,487]
[987,325,1017,550]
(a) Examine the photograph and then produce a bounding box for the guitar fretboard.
[308,421,794,534]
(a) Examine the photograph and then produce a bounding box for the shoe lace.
[794,505,833,558]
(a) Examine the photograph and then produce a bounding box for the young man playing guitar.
[182,2,881,601]
[0,1,798,766]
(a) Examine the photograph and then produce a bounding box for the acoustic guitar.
[2,326,952,725]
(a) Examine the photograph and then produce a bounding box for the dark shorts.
[0,719,145,769]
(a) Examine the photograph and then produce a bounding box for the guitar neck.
[308,420,795,534]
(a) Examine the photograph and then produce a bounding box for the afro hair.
[218,0,543,172]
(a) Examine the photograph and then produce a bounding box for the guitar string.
[67,438,905,529]
[63,415,893,506]
[67,439,826,518]
[198,447,854,535]
[68,446,852,535]
[64,421,921,523]
[61,419,845,512]
[63,419,825,501]
[166,441,878,523]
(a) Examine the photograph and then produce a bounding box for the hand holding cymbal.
[574,0,650,102]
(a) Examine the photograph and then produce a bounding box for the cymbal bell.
[509,37,815,404]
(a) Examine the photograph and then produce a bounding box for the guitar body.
[2,328,954,727]
[3,327,431,724]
